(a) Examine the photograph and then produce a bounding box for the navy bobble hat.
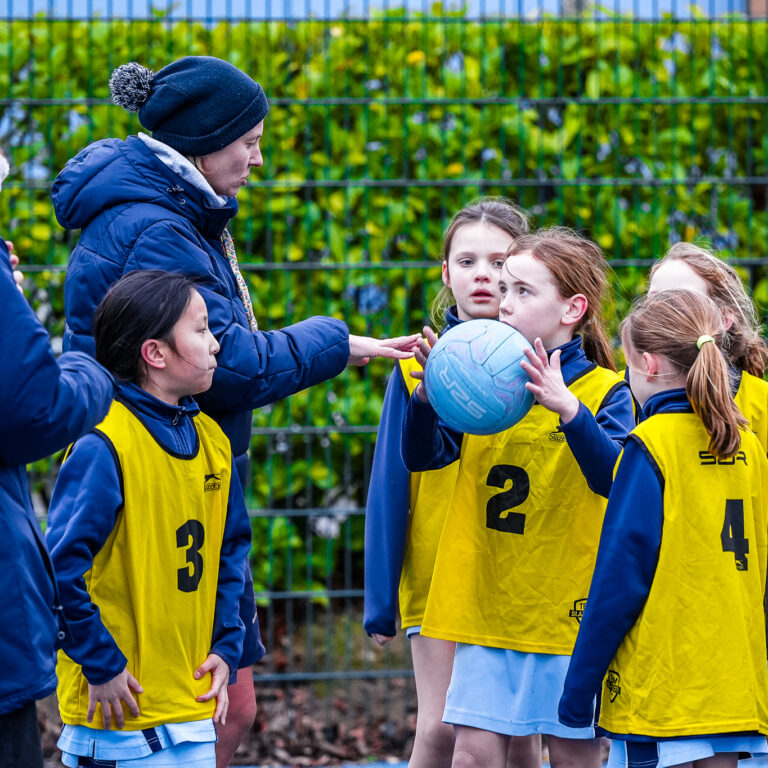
[109,56,269,156]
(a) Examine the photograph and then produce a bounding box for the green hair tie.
[696,335,715,350]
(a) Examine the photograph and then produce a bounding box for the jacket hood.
[52,135,238,234]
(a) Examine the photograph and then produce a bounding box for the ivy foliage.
[2,8,766,597]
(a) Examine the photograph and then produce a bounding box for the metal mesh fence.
[2,2,767,755]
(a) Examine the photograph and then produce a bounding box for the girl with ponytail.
[560,289,768,768]
[402,227,635,768]
[648,242,768,449]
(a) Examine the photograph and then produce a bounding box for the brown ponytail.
[623,290,748,459]
[506,227,616,371]
[430,197,530,327]
[650,242,768,378]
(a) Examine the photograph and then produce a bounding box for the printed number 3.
[721,499,749,571]
[177,520,205,592]
[486,465,530,534]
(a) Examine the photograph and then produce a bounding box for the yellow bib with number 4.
[600,414,768,737]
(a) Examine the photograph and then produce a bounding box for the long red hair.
[623,290,748,459]
[650,242,768,377]
[506,227,615,371]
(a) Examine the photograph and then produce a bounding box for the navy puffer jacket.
[53,136,350,459]
[0,241,114,714]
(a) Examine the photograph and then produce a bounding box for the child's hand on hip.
[195,653,230,725]
[87,667,143,729]
[521,338,580,424]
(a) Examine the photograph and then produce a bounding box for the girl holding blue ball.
[402,227,635,768]
[364,198,541,768]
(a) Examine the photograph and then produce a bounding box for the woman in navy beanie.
[52,55,415,767]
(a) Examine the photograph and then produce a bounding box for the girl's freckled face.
[498,252,570,348]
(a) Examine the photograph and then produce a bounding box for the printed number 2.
[486,465,530,534]
[177,520,205,592]
[721,499,749,571]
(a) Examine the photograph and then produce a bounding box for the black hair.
[93,270,200,383]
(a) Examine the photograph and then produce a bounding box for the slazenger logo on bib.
[569,598,587,623]
[606,670,622,702]
[204,473,221,492]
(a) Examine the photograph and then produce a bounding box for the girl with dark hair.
[47,271,252,768]
[402,228,636,768]
[92,271,204,382]
[363,198,540,768]
[53,56,416,764]
[559,289,768,768]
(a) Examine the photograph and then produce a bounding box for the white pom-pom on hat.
[109,62,155,112]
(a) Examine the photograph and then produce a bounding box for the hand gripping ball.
[424,319,535,435]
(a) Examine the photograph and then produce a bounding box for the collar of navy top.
[116,381,200,424]
[642,388,693,418]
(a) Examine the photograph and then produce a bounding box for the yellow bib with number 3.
[56,401,232,728]
[421,365,625,654]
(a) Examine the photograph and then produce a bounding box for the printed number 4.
[177,520,205,592]
[721,499,749,571]
[486,465,530,534]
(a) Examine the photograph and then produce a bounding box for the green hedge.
[2,8,766,598]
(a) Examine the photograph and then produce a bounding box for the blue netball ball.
[424,319,534,435]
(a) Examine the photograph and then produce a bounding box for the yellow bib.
[57,401,233,729]
[600,414,768,737]
[397,357,462,629]
[422,365,625,653]
[735,370,768,453]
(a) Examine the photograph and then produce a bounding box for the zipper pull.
[167,185,186,204]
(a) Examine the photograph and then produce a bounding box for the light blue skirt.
[608,736,768,768]
[61,742,215,767]
[741,755,768,768]
[59,721,216,767]
[443,642,595,739]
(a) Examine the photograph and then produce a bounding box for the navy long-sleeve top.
[557,389,690,732]
[363,307,462,637]
[401,336,635,500]
[46,382,254,683]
